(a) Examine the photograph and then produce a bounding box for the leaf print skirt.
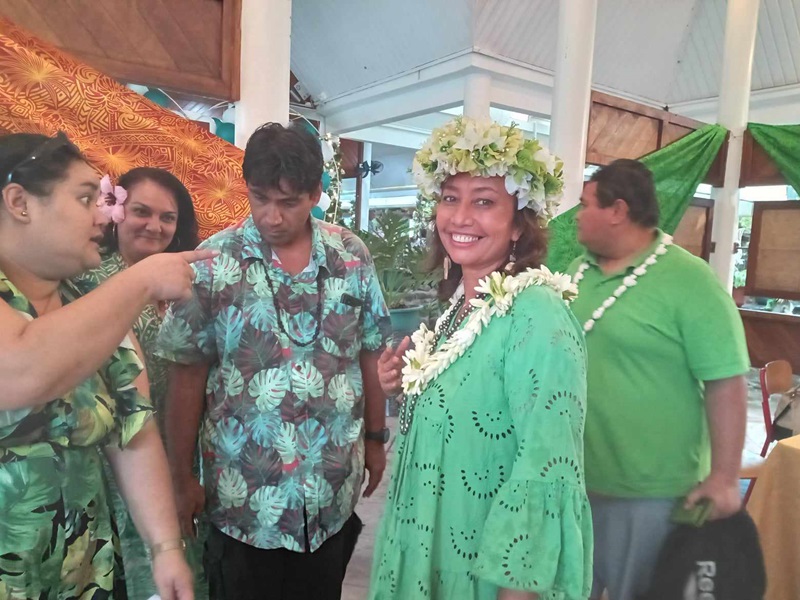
[0,447,126,599]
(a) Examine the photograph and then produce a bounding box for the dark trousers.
[204,513,362,600]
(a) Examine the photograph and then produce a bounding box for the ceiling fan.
[357,160,384,177]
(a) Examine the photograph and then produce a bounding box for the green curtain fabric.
[547,124,728,273]
[748,123,800,197]
[546,205,580,274]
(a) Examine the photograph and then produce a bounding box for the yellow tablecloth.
[747,435,800,600]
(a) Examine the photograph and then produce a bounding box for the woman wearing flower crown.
[369,117,592,600]
[74,167,207,600]
[0,133,211,599]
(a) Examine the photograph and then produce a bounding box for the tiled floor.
[341,418,395,600]
[342,369,793,599]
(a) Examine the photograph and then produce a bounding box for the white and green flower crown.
[412,116,565,224]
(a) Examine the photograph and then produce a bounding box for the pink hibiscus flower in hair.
[96,174,128,223]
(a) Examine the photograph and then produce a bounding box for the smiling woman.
[431,172,548,302]
[104,167,200,261]
[371,118,592,600]
[73,166,206,599]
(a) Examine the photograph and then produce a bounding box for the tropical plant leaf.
[248,368,290,411]
[328,374,355,413]
[360,210,435,308]
[320,337,341,356]
[218,305,245,351]
[0,462,58,550]
[286,311,317,343]
[249,410,282,448]
[279,477,304,510]
[238,327,283,372]
[297,418,328,465]
[273,422,297,465]
[157,317,193,352]
[249,485,287,526]
[217,467,248,508]
[324,277,350,302]
[290,362,324,400]
[246,262,273,298]
[247,299,278,333]
[212,417,248,462]
[221,361,245,397]
[211,254,243,292]
[304,474,334,511]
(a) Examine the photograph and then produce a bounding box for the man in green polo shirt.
[568,159,750,600]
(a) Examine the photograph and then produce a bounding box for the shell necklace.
[572,233,673,333]
[398,266,577,434]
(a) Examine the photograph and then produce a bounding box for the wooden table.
[747,435,800,600]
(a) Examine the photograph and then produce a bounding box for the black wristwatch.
[365,427,390,443]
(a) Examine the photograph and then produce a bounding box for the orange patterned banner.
[0,17,249,240]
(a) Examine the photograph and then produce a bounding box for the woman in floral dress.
[370,117,593,600]
[75,167,208,599]
[0,132,210,599]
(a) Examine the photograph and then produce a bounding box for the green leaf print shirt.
[157,216,391,552]
[0,270,153,599]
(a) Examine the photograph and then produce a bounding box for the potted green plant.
[360,210,436,338]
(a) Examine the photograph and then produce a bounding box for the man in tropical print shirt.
[157,123,391,600]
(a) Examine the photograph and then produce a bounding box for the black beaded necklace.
[263,267,325,347]
[434,292,488,343]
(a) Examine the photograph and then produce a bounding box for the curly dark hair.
[103,167,199,253]
[590,159,659,227]
[426,206,548,302]
[242,122,323,194]
[0,132,86,198]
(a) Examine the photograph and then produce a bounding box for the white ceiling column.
[549,0,598,213]
[235,0,292,147]
[463,71,492,119]
[709,0,762,289]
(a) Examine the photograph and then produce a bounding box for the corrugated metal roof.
[669,0,800,103]
[291,0,472,101]
[473,0,558,69]
[291,0,800,110]
[592,0,697,104]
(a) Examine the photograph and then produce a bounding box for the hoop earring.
[443,255,452,279]
[172,235,181,249]
[504,241,517,273]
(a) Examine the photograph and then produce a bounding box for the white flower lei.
[401,266,577,397]
[412,116,565,224]
[572,233,673,333]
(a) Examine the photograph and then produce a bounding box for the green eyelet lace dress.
[370,285,593,600]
